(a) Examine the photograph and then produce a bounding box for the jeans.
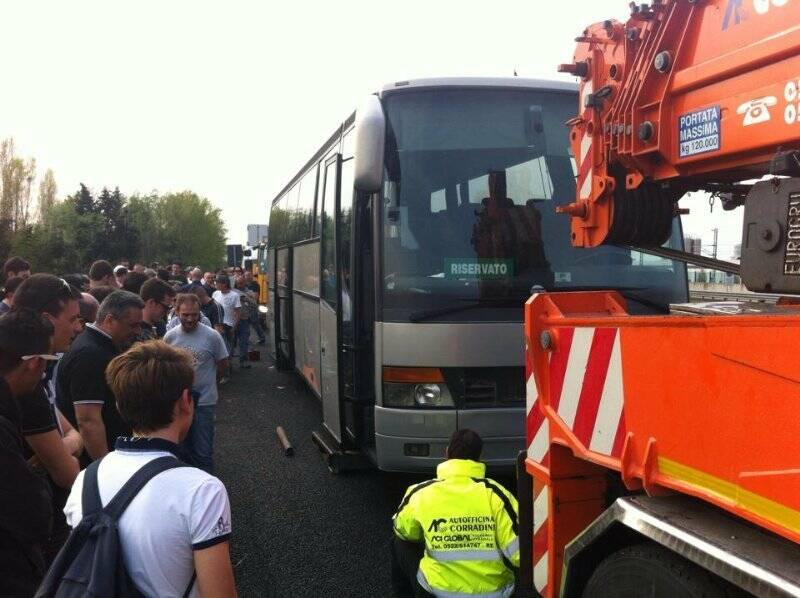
[250,313,266,343]
[391,536,435,598]
[236,319,251,365]
[183,404,216,474]
[222,324,234,358]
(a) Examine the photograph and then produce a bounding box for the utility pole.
[710,227,719,260]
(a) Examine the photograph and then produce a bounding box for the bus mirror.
[353,95,386,193]
[243,249,252,257]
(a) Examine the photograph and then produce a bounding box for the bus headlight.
[414,383,442,406]
[383,382,455,408]
[382,367,455,408]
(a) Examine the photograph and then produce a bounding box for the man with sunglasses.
[0,308,60,596]
[139,278,177,341]
[57,290,143,462]
[13,274,85,563]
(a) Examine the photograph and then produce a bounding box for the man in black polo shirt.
[0,309,58,596]
[191,285,225,334]
[57,290,144,460]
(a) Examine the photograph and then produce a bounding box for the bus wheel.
[581,543,745,598]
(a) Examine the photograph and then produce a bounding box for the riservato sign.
[444,259,515,279]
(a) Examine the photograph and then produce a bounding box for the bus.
[266,77,688,472]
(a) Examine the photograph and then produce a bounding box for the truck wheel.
[582,543,744,598]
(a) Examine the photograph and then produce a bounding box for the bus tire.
[581,543,743,598]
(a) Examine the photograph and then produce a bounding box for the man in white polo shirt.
[63,341,236,598]
[212,274,240,360]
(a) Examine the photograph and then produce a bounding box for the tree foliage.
[0,136,228,274]
[14,186,227,274]
[37,168,57,222]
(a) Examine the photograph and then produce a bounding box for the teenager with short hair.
[139,278,177,340]
[88,260,116,288]
[63,340,237,598]
[3,255,31,281]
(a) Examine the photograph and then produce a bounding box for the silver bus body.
[267,77,688,472]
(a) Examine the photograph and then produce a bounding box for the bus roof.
[379,77,578,96]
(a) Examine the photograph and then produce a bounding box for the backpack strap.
[81,459,104,516]
[183,571,197,598]
[103,456,189,520]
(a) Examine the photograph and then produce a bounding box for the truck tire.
[581,543,746,598]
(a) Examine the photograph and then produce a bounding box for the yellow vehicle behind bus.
[251,243,269,306]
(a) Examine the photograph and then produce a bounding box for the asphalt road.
[213,344,424,598]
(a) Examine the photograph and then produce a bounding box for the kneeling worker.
[392,429,519,597]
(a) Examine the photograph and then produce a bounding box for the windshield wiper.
[408,298,524,323]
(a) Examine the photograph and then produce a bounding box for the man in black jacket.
[0,309,58,596]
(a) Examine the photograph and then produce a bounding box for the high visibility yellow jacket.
[393,459,519,598]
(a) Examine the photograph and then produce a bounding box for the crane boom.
[560,0,800,291]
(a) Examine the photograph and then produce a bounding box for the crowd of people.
[0,255,263,597]
[0,255,520,598]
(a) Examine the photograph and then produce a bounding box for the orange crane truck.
[520,1,800,596]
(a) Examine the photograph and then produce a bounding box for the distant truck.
[247,224,268,248]
[226,244,243,268]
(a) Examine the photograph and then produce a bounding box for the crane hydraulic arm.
[559,0,800,292]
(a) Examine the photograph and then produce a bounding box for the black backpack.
[36,456,194,598]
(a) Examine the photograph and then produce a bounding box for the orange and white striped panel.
[525,338,550,466]
[526,327,626,462]
[532,481,550,596]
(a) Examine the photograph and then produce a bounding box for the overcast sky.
[0,0,741,259]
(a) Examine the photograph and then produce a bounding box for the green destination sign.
[444,258,515,279]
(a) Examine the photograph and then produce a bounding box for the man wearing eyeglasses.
[57,290,144,462]
[139,278,177,341]
[0,308,60,597]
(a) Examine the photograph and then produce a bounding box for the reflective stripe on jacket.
[393,459,519,597]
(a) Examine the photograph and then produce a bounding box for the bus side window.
[342,128,355,160]
[296,167,318,240]
[339,159,355,323]
[284,184,301,244]
[314,159,324,236]
[320,160,338,307]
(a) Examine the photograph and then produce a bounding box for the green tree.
[37,168,57,222]
[126,192,160,264]
[0,139,36,232]
[6,178,228,274]
[73,183,95,216]
[155,191,226,269]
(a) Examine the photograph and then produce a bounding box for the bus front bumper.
[374,405,525,473]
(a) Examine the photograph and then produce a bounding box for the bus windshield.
[381,88,688,322]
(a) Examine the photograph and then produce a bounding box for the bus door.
[274,246,293,370]
[319,154,355,444]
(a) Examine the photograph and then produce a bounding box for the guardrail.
[689,289,781,303]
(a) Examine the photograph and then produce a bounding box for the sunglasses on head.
[21,354,60,362]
